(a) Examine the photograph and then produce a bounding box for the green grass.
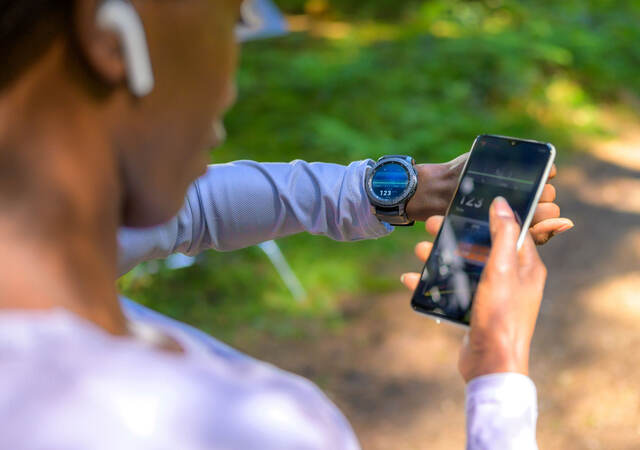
[118,0,640,342]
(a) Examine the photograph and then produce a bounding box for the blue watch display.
[370,162,411,203]
[365,155,418,226]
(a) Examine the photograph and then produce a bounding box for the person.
[0,0,571,449]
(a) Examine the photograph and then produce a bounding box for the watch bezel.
[366,157,418,207]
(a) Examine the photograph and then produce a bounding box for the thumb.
[486,197,520,276]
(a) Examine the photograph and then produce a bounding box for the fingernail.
[400,274,406,284]
[493,196,513,218]
[555,222,575,234]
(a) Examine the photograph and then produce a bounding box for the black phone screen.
[411,135,553,325]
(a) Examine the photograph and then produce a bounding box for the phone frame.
[411,134,556,328]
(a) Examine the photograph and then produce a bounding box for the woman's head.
[0,0,241,227]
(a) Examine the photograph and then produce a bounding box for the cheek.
[158,3,236,96]
[119,2,239,226]
[154,17,237,145]
[190,22,238,118]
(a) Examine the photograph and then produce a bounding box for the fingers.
[518,230,547,316]
[518,226,543,272]
[448,152,470,169]
[400,272,421,291]
[530,218,575,245]
[532,202,560,225]
[414,241,433,262]
[538,184,556,203]
[486,197,520,275]
[425,215,444,235]
[548,164,557,180]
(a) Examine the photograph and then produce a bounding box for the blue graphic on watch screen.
[372,163,409,200]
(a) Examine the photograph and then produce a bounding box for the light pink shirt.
[0,298,538,450]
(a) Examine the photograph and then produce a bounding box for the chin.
[119,153,207,228]
[121,193,185,228]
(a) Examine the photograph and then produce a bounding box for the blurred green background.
[118,0,639,342]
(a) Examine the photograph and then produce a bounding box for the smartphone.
[410,134,556,327]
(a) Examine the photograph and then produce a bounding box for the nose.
[212,120,227,144]
[223,82,237,114]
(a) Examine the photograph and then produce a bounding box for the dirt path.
[240,135,640,449]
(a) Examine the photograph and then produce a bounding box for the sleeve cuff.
[354,159,394,239]
[466,373,538,450]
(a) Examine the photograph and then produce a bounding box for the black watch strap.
[374,204,415,226]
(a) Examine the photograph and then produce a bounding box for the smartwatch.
[365,155,418,226]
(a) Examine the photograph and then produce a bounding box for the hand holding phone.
[458,197,546,381]
[401,198,547,381]
[411,135,555,326]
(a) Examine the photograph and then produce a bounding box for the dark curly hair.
[0,1,72,87]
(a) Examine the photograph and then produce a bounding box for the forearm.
[118,159,391,275]
[191,159,391,248]
[465,373,538,450]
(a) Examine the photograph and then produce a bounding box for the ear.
[73,0,154,96]
[73,0,127,88]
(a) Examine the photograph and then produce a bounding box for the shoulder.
[0,310,360,450]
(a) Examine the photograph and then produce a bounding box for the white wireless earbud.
[96,0,155,97]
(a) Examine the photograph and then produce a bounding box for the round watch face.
[371,162,410,203]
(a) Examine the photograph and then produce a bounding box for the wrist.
[406,162,460,221]
[461,343,530,383]
[404,165,426,221]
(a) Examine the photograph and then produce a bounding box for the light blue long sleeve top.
[117,160,392,275]
[0,160,538,449]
